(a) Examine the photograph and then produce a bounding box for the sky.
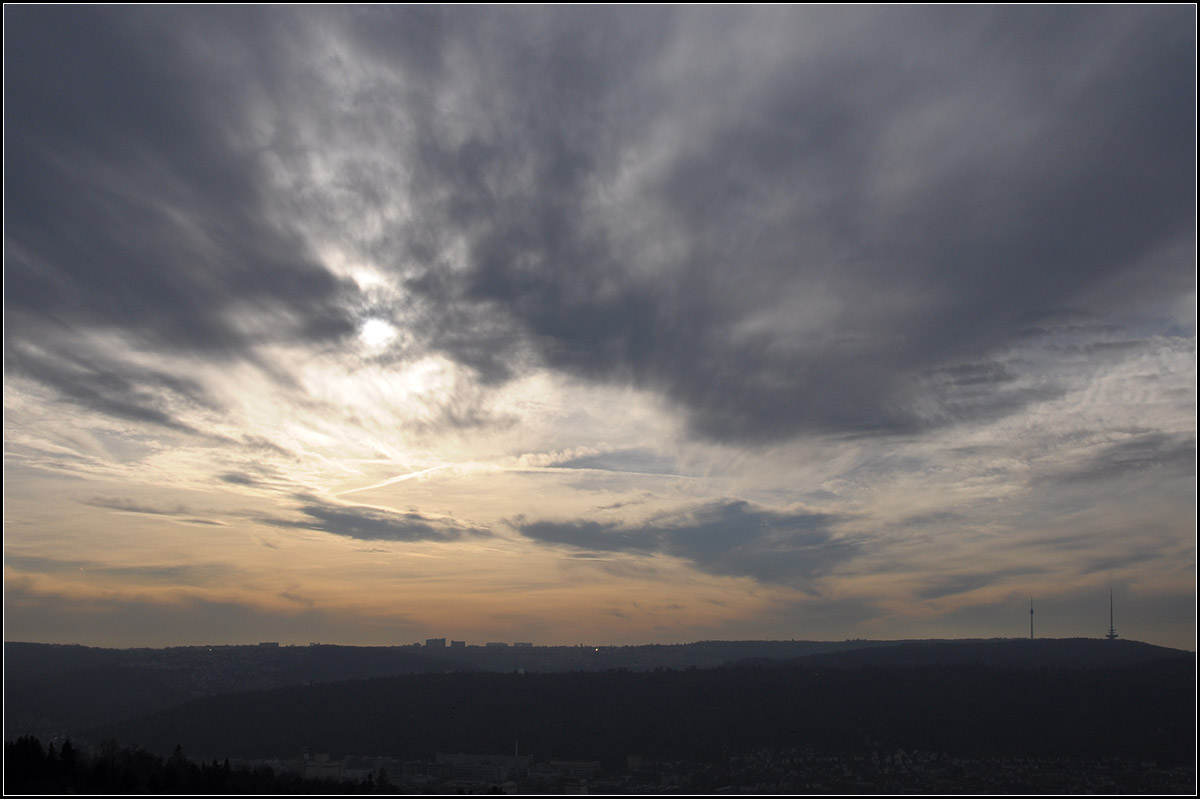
[4,6,1196,651]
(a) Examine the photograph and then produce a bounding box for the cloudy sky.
[5,7,1195,650]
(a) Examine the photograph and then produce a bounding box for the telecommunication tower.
[1029,597,1034,640]
[1105,590,1118,640]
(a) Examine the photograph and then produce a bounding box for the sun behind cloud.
[3,6,1194,650]
[359,318,398,351]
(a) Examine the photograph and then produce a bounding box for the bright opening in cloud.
[359,318,398,351]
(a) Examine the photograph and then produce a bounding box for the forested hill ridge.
[755,637,1192,669]
[5,637,1189,743]
[80,656,1195,768]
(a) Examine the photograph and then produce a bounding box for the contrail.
[336,464,452,496]
[338,461,692,498]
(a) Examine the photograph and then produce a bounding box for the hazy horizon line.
[6,635,1191,653]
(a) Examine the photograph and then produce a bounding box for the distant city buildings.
[542,760,601,781]
[303,753,342,781]
[241,744,1195,793]
[415,638,541,648]
[436,752,529,783]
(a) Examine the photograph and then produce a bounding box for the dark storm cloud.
[369,6,1194,442]
[5,7,356,363]
[257,496,488,543]
[516,500,856,585]
[5,7,1193,445]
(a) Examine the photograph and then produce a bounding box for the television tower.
[1029,597,1034,640]
[1106,590,1118,640]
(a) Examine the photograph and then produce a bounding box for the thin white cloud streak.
[336,465,460,496]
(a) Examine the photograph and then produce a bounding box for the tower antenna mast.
[1106,590,1118,640]
[1029,597,1034,640]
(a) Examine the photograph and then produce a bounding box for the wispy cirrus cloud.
[5,554,239,586]
[1050,432,1196,486]
[83,496,226,526]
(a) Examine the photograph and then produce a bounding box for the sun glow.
[359,318,398,350]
